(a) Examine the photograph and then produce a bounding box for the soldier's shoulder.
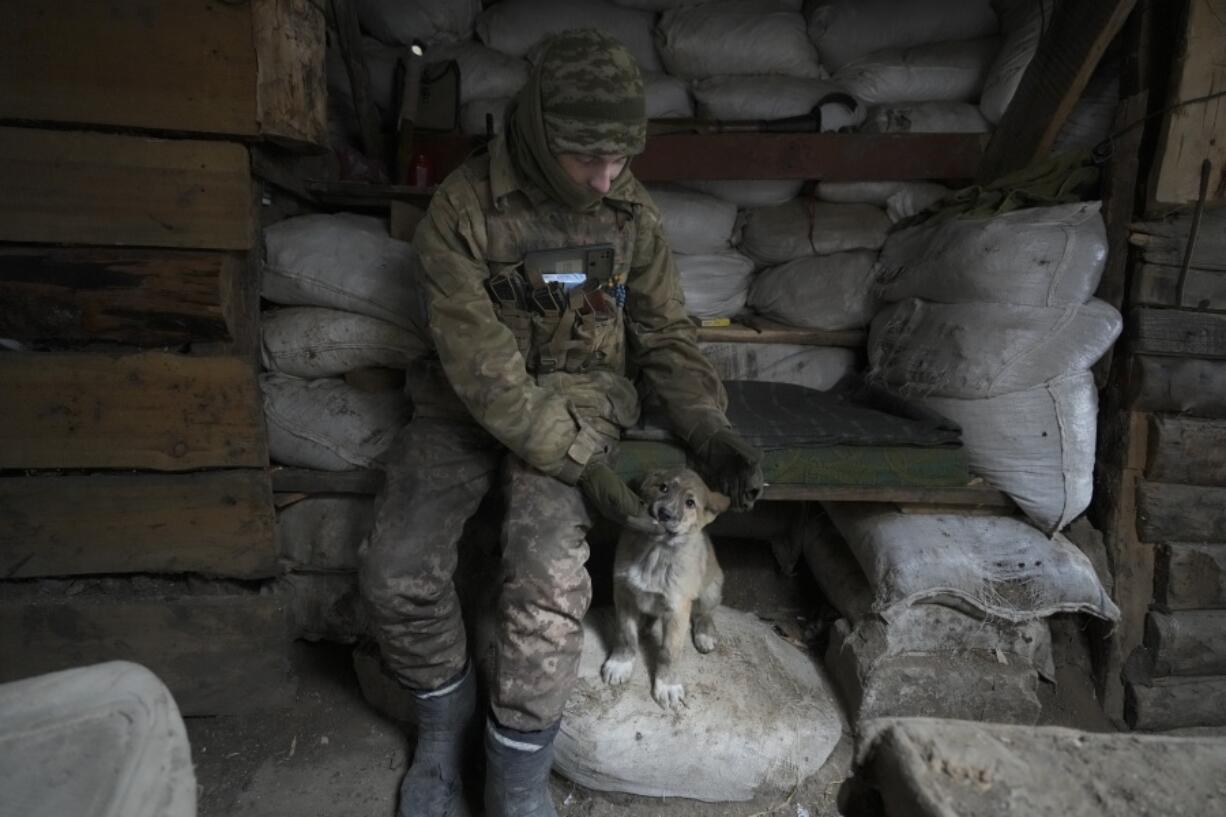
[621,176,664,230]
[431,153,492,212]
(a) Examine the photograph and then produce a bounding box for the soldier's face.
[555,152,630,195]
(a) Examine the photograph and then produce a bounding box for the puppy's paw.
[601,655,635,686]
[652,677,686,710]
[693,631,717,654]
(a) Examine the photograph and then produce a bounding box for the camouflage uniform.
[359,30,730,733]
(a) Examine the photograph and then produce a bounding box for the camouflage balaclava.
[509,29,647,212]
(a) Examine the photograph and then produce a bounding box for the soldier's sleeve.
[414,174,609,483]
[624,203,732,451]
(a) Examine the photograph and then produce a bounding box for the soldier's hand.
[578,462,660,533]
[695,429,764,512]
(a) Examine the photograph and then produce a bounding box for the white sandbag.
[868,298,1122,398]
[748,251,879,330]
[426,40,529,102]
[691,76,862,127]
[823,502,1120,620]
[876,202,1108,306]
[645,73,693,119]
[657,1,823,78]
[356,0,480,46]
[817,180,951,222]
[1053,61,1120,153]
[835,37,999,105]
[461,97,510,136]
[675,252,755,318]
[699,342,857,391]
[261,374,410,471]
[862,101,991,133]
[980,0,1059,123]
[261,307,426,378]
[921,372,1099,532]
[278,496,373,571]
[738,199,891,264]
[808,0,999,72]
[263,214,425,334]
[476,0,661,73]
[680,178,806,208]
[645,186,737,254]
[556,606,844,801]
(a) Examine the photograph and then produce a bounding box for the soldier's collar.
[489,135,551,209]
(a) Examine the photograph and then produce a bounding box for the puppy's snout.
[651,503,674,523]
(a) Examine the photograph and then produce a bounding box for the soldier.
[359,29,764,817]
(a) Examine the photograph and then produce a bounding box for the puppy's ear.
[706,490,732,519]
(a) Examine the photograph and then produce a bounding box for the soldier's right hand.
[578,462,660,533]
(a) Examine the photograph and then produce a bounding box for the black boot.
[483,718,560,817]
[397,664,476,817]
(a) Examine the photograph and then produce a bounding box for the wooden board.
[0,585,294,716]
[0,471,276,579]
[0,352,267,470]
[696,319,866,348]
[1131,307,1226,359]
[1096,92,1150,313]
[1132,262,1226,311]
[0,127,253,250]
[1128,354,1226,418]
[1146,414,1226,485]
[1130,208,1226,270]
[1137,481,1226,542]
[1147,0,1226,209]
[1146,610,1226,676]
[253,0,327,150]
[0,247,238,345]
[1156,543,1226,610]
[1126,675,1226,731]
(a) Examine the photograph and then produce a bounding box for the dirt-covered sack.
[834,37,999,105]
[278,496,374,572]
[738,199,891,265]
[680,179,805,208]
[862,101,991,133]
[356,0,480,46]
[263,214,425,334]
[868,298,1122,399]
[980,0,1059,123]
[692,75,862,128]
[675,252,755,318]
[261,374,410,471]
[823,502,1120,620]
[808,0,999,72]
[461,97,510,136]
[700,342,857,391]
[657,0,823,78]
[555,606,844,801]
[817,180,950,222]
[749,251,879,330]
[921,372,1099,532]
[645,73,693,119]
[476,0,662,73]
[645,186,737,254]
[261,307,427,378]
[876,202,1107,307]
[427,40,529,102]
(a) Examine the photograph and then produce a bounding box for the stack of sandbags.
[868,202,1118,533]
[815,180,951,224]
[979,0,1057,125]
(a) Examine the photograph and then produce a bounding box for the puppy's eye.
[658,484,668,494]
[685,498,696,508]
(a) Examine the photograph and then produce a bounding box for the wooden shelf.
[306,180,435,209]
[697,318,865,347]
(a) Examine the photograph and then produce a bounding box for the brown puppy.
[600,467,730,709]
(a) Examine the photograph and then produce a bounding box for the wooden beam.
[1095,93,1151,313]
[1137,481,1226,542]
[1146,610,1226,676]
[0,471,276,579]
[1156,543,1226,610]
[1129,354,1226,417]
[0,127,253,250]
[759,484,1012,508]
[253,0,328,151]
[977,0,1136,182]
[1130,307,1226,358]
[1146,414,1226,485]
[696,319,865,348]
[1130,207,1226,270]
[0,352,267,471]
[1126,675,1226,730]
[1132,262,1226,310]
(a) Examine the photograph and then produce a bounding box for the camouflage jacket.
[414,135,730,483]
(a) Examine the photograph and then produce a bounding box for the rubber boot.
[483,718,560,817]
[397,664,476,817]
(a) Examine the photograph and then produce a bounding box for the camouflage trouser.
[358,414,594,732]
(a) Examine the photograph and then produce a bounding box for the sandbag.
[645,73,693,119]
[555,606,844,801]
[277,496,374,571]
[748,251,879,330]
[823,502,1120,619]
[816,180,950,222]
[461,97,510,136]
[868,298,1122,398]
[476,0,662,73]
[656,0,823,78]
[861,101,991,133]
[680,179,806,208]
[261,374,410,471]
[876,201,1107,306]
[691,75,862,128]
[426,40,529,102]
[675,252,755,318]
[980,0,1059,123]
[356,0,481,46]
[699,342,857,391]
[738,199,891,264]
[645,186,737,254]
[834,37,999,105]
[261,307,426,378]
[808,0,999,72]
[921,372,1099,532]
[263,214,426,334]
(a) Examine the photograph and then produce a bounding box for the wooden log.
[1146,414,1226,485]
[0,580,294,716]
[0,352,266,471]
[1137,481,1226,542]
[1131,262,1226,311]
[1129,354,1226,418]
[253,0,327,151]
[1126,676,1226,730]
[0,471,276,579]
[1146,610,1226,676]
[1130,209,1226,270]
[1096,90,1150,313]
[0,127,252,250]
[1156,543,1226,610]
[1131,307,1226,359]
